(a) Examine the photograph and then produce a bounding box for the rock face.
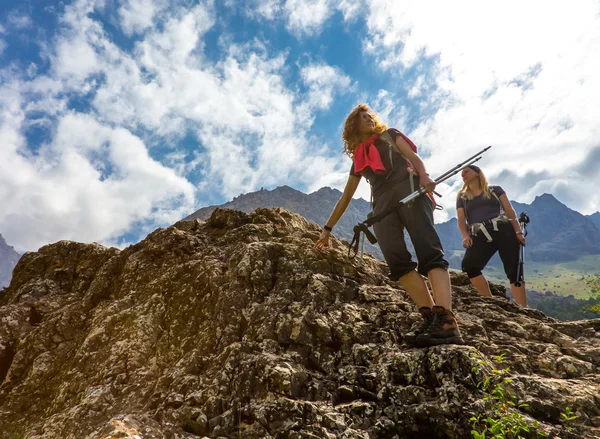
[0,233,21,289]
[1,208,599,439]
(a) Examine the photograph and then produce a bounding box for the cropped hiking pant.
[462,222,520,283]
[373,194,449,281]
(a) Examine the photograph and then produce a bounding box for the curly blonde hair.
[342,104,387,157]
[457,167,491,201]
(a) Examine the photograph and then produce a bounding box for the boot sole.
[415,336,465,347]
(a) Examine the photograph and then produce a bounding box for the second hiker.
[314,104,464,347]
[456,165,528,307]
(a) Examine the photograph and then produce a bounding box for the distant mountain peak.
[531,193,567,208]
[533,193,560,202]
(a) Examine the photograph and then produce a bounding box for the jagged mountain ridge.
[184,185,382,258]
[0,207,599,438]
[184,186,600,263]
[0,234,21,289]
[587,211,600,234]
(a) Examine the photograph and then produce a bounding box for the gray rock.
[0,208,599,438]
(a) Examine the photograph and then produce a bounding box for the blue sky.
[1,0,600,252]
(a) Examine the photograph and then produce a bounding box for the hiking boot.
[416,306,465,347]
[404,307,435,345]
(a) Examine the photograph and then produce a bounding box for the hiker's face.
[358,111,375,134]
[461,167,478,182]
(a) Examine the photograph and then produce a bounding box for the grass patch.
[462,255,600,299]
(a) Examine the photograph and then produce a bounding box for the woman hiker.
[314,104,464,347]
[456,165,528,307]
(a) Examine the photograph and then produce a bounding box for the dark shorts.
[461,222,520,283]
[372,193,449,280]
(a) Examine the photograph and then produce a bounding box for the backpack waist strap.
[469,215,510,242]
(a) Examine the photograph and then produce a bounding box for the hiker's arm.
[394,135,435,192]
[499,194,522,234]
[324,175,361,228]
[457,207,472,248]
[315,175,361,248]
[457,208,469,239]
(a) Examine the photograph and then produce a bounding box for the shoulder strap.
[489,186,505,215]
[489,186,500,202]
[378,131,397,172]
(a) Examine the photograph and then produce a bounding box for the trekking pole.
[514,212,530,287]
[391,146,491,208]
[433,146,491,183]
[348,146,492,258]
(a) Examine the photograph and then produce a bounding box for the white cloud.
[6,12,34,29]
[249,0,347,37]
[118,0,167,36]
[246,0,284,21]
[0,93,195,250]
[300,62,352,110]
[361,0,600,216]
[0,39,6,55]
[284,0,334,36]
[0,0,354,251]
[337,0,363,22]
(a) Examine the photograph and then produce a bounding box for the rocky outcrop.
[0,233,20,288]
[0,208,599,439]
[184,185,382,259]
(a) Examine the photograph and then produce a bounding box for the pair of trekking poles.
[349,145,530,286]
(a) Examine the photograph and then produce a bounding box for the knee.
[508,271,519,284]
[464,268,483,279]
[417,258,449,276]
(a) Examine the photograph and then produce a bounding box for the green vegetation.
[470,352,547,439]
[529,293,600,321]
[483,255,600,299]
[583,275,600,313]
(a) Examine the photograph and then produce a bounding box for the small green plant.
[584,275,600,313]
[560,406,577,422]
[560,406,578,434]
[470,351,547,439]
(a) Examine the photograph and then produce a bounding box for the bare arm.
[315,175,361,248]
[324,175,361,228]
[457,206,473,248]
[457,207,469,239]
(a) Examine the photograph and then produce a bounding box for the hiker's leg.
[469,274,493,297]
[461,235,496,297]
[404,197,464,346]
[401,196,451,308]
[427,267,452,310]
[398,270,435,308]
[497,224,527,307]
[373,211,433,307]
[510,283,527,307]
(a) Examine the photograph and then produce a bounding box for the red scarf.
[353,134,386,174]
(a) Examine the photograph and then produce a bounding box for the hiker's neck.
[467,180,482,193]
